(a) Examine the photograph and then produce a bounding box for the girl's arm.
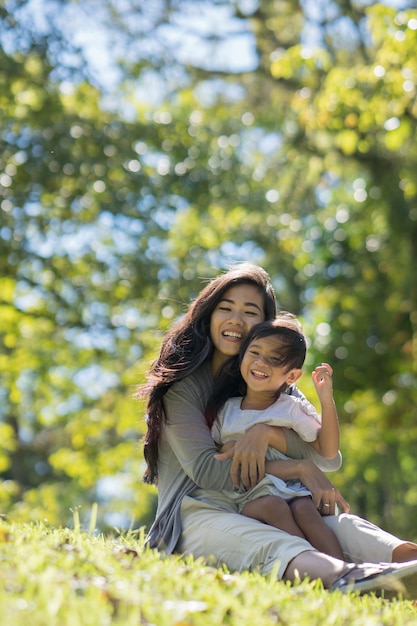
[215,378,342,488]
[308,363,340,458]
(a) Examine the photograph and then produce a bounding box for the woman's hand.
[297,460,350,515]
[215,424,286,489]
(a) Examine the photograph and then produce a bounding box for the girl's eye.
[218,306,231,311]
[245,310,259,316]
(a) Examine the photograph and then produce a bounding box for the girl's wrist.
[249,422,272,439]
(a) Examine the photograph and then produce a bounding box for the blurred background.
[1,0,417,539]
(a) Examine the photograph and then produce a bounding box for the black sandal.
[331,560,417,597]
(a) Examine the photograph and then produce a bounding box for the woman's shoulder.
[165,362,213,401]
[177,361,212,386]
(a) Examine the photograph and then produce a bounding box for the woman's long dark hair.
[205,316,307,429]
[138,263,277,484]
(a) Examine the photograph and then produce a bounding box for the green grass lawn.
[0,518,417,625]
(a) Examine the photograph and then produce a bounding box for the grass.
[0,518,417,625]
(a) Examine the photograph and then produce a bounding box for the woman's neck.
[211,352,228,377]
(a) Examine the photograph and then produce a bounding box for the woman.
[139,263,417,595]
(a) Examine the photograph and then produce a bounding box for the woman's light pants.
[178,494,402,580]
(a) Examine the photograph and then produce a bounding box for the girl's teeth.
[252,370,267,377]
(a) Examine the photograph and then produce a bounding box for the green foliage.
[1,520,417,625]
[1,0,417,541]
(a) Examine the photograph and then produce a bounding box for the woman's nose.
[230,312,244,324]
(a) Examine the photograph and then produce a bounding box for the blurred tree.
[1,0,417,538]
[0,0,173,528]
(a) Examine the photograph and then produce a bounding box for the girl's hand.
[312,363,333,399]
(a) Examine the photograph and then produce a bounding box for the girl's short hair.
[240,315,306,371]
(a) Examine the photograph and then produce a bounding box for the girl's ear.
[286,368,302,385]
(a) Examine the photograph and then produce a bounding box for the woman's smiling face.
[210,283,264,372]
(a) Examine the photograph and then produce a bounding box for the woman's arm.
[215,423,348,514]
[215,419,343,489]
[265,458,349,515]
[215,423,287,489]
[162,371,236,492]
[285,428,342,471]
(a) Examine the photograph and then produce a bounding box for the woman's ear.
[286,368,302,385]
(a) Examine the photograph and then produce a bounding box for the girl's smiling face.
[240,335,302,400]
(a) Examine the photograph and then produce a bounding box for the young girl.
[206,316,345,559]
